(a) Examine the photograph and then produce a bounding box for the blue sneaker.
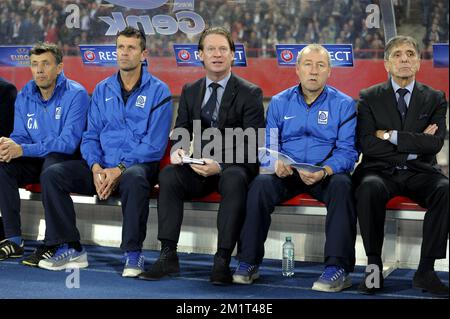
[38,244,88,271]
[232,262,260,284]
[122,251,144,277]
[312,265,352,292]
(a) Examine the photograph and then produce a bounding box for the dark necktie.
[201,82,221,127]
[396,88,409,122]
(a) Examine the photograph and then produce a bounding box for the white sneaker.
[38,244,88,271]
[122,251,144,277]
[312,266,352,292]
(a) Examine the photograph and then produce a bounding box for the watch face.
[383,132,390,140]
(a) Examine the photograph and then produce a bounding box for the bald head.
[297,44,331,67]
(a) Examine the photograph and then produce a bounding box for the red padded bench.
[23,185,425,214]
[189,192,425,212]
[19,141,425,220]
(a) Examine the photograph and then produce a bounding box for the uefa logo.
[16,47,29,54]
[280,50,294,63]
[105,0,168,9]
[178,50,191,61]
[84,50,96,62]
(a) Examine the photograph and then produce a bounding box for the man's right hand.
[92,163,105,197]
[423,124,438,135]
[170,148,186,165]
[0,137,23,162]
[275,160,293,178]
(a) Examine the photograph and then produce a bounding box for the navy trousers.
[238,172,357,272]
[0,153,71,238]
[40,160,159,251]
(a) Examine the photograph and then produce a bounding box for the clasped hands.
[0,137,23,163]
[92,163,122,200]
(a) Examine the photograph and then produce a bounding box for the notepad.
[258,147,323,174]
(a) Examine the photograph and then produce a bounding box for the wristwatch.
[117,162,127,174]
[382,130,391,140]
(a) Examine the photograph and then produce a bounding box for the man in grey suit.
[354,35,448,297]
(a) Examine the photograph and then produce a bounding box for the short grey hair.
[296,44,331,66]
[29,42,63,64]
[384,35,420,61]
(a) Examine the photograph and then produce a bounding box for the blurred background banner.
[173,43,247,67]
[79,44,117,66]
[275,44,354,67]
[433,43,449,67]
[0,46,32,67]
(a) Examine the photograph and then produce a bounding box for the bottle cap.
[286,236,291,241]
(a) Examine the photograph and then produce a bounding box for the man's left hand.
[97,167,122,200]
[375,130,391,140]
[190,158,221,177]
[297,169,325,185]
[0,138,23,162]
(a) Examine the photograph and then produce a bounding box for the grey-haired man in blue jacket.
[233,44,359,293]
[0,42,89,264]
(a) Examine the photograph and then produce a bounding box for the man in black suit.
[0,77,17,139]
[0,77,17,240]
[139,27,265,285]
[354,35,448,297]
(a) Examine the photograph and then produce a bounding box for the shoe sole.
[0,254,24,261]
[122,269,144,278]
[210,280,232,286]
[38,260,89,271]
[22,260,39,267]
[312,278,352,292]
[232,273,260,285]
[412,284,449,298]
[139,272,180,281]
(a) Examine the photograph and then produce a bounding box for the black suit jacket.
[354,80,448,177]
[172,73,265,176]
[0,77,17,138]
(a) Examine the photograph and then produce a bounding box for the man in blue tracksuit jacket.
[38,27,173,277]
[233,44,359,292]
[0,43,89,264]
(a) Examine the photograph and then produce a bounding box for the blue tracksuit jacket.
[10,72,89,157]
[81,66,173,169]
[266,85,358,174]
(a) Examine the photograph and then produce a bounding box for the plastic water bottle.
[282,236,295,277]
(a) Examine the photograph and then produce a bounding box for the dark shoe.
[210,253,232,285]
[357,272,384,295]
[413,271,449,297]
[22,245,57,267]
[0,239,24,260]
[138,250,179,281]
